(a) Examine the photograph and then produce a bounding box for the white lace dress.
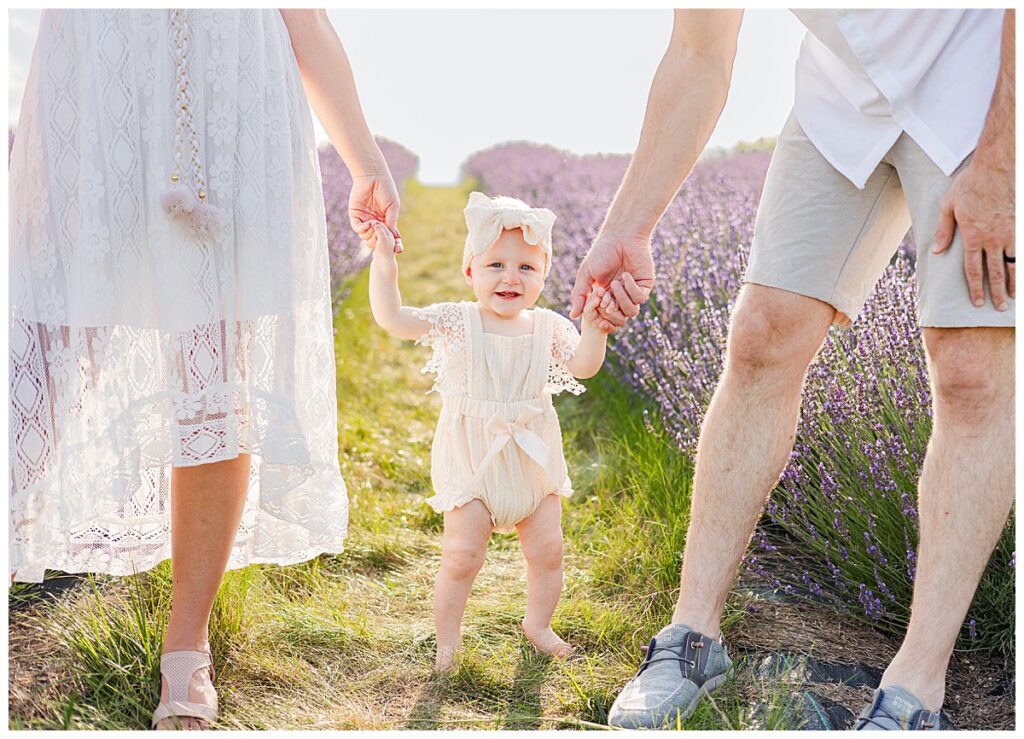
[9,9,347,582]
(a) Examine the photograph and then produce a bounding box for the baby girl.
[367,191,611,672]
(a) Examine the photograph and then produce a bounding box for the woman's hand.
[350,172,403,252]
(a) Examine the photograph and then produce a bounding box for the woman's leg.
[156,454,251,729]
[516,494,572,658]
[434,499,492,672]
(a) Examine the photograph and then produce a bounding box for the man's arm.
[933,9,1015,308]
[570,10,744,319]
[603,9,744,238]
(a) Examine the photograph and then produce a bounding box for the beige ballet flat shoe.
[151,650,218,730]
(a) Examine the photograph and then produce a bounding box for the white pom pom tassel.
[161,185,196,218]
[190,201,225,239]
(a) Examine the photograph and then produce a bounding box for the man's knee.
[925,328,1013,417]
[725,287,831,381]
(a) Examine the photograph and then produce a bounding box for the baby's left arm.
[567,289,611,379]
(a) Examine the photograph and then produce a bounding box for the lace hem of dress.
[11,455,348,583]
[13,542,347,585]
[9,308,348,582]
[10,380,347,583]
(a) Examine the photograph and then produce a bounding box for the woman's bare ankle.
[162,632,211,654]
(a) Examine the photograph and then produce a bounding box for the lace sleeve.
[547,311,586,396]
[410,302,466,394]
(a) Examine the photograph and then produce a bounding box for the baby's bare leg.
[516,494,572,658]
[434,499,492,671]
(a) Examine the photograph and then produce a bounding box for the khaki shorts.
[744,111,1015,328]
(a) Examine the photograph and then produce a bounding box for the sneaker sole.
[670,673,728,726]
[612,672,730,729]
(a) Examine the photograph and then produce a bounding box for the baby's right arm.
[367,222,432,340]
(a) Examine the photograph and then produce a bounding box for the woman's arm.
[367,224,431,340]
[280,9,384,177]
[280,10,401,240]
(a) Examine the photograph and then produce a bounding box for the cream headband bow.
[462,191,556,276]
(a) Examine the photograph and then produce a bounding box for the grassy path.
[8,181,1012,729]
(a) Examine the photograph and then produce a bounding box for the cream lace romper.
[413,301,585,531]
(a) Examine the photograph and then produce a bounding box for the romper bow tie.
[468,403,559,490]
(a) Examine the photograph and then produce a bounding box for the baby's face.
[466,228,547,318]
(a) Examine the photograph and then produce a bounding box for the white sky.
[8,9,805,184]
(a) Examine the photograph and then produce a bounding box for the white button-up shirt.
[790,9,1004,189]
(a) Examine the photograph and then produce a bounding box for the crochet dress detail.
[413,301,583,532]
[9,10,347,582]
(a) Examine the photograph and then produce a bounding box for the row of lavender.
[319,138,418,312]
[465,142,1013,654]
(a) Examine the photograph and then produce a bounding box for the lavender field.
[465,142,1015,656]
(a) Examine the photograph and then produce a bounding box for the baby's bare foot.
[521,621,575,659]
[434,644,460,674]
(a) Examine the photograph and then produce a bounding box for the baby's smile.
[466,228,547,318]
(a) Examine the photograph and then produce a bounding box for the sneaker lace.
[637,638,704,677]
[854,705,904,731]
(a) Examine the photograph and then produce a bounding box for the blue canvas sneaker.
[854,686,942,731]
[608,624,732,729]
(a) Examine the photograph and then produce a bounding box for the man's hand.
[569,232,655,331]
[595,273,653,329]
[932,157,1015,310]
[933,8,1015,311]
[350,173,403,252]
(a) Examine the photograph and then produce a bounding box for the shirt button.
[869,64,883,77]
[894,110,909,123]
[836,9,847,17]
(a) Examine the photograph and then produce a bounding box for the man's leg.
[607,283,837,729]
[671,283,836,636]
[878,327,1014,710]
